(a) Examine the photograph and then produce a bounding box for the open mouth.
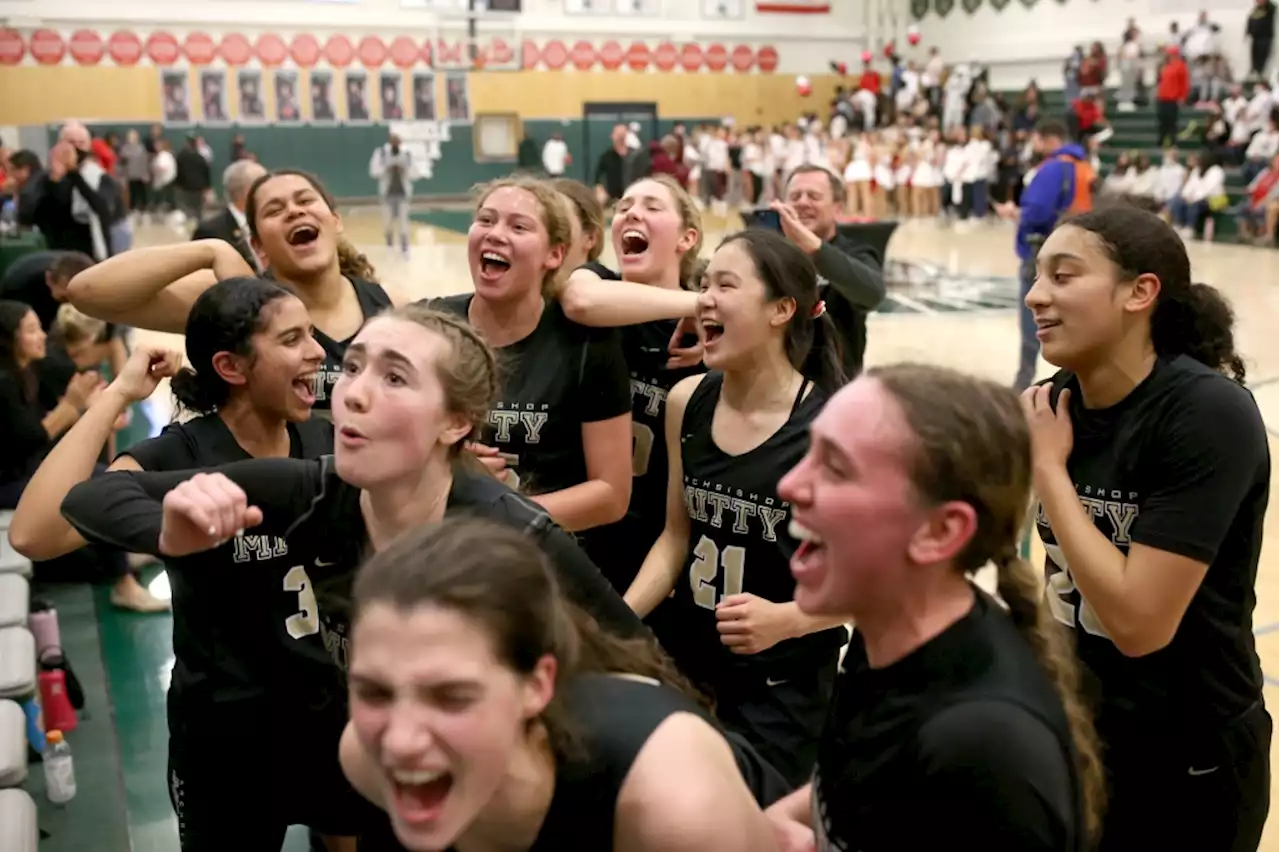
[789,519,826,576]
[479,250,512,278]
[389,768,453,826]
[286,224,320,247]
[293,373,317,405]
[620,228,650,257]
[700,319,725,345]
[338,425,368,447]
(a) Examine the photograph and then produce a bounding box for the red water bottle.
[38,669,77,734]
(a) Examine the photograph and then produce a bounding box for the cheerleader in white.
[842,133,873,217]
[912,132,943,217]
[941,132,967,218]
[895,149,916,217]
[870,146,896,220]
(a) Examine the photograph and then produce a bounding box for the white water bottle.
[43,729,76,805]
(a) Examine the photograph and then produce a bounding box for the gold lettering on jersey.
[231,534,289,563]
[683,476,788,542]
[320,617,351,671]
[309,368,343,402]
[1035,487,1141,547]
[488,405,549,443]
[629,378,668,417]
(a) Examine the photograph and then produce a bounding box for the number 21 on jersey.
[1043,543,1110,639]
[689,535,746,609]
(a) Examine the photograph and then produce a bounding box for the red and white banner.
[0,28,781,74]
[756,1,831,12]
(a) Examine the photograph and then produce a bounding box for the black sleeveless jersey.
[310,276,391,416]
[61,457,643,680]
[109,414,335,706]
[669,373,846,684]
[428,294,631,499]
[359,673,791,852]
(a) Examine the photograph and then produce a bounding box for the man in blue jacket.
[996,119,1093,389]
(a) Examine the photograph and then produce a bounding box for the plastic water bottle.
[43,729,76,805]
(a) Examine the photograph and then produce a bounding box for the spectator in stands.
[1156,147,1189,211]
[1242,115,1280,180]
[922,47,945,113]
[174,134,212,225]
[24,124,122,260]
[6,149,42,225]
[150,138,177,219]
[541,131,570,178]
[1156,46,1191,146]
[993,119,1092,389]
[1117,29,1143,112]
[0,251,94,332]
[775,164,886,377]
[648,135,690,188]
[1129,153,1159,200]
[192,159,268,272]
[1168,151,1227,238]
[854,62,882,131]
[1234,154,1279,242]
[1072,89,1110,141]
[118,130,149,223]
[1247,0,1277,80]
[1064,46,1084,106]
[1183,10,1221,61]
[1103,152,1135,196]
[593,124,629,205]
[1078,42,1108,91]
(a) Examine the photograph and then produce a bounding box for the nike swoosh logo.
[314,559,335,568]
[766,678,787,687]
[1187,766,1220,776]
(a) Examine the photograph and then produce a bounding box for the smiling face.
[248,173,343,279]
[1024,224,1159,373]
[332,317,469,489]
[696,239,793,372]
[778,378,927,616]
[611,178,698,285]
[785,170,839,241]
[236,295,325,421]
[349,602,555,851]
[467,185,564,305]
[13,310,46,365]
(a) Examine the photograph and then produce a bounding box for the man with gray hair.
[192,158,267,272]
[24,121,123,259]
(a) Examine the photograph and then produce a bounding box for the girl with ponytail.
[8,277,352,850]
[623,229,849,789]
[64,169,394,417]
[1023,203,1271,851]
[768,363,1101,850]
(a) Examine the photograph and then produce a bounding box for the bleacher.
[0,511,39,852]
[1004,88,1249,241]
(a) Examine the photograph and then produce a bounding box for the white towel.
[71,159,108,261]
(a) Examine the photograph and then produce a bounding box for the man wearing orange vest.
[996,119,1094,389]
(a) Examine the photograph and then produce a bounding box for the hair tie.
[811,299,826,319]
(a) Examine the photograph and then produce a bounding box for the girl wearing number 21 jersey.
[1025,205,1271,852]
[624,229,851,788]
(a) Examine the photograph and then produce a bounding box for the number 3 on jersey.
[689,535,746,610]
[1043,544,1109,639]
[283,564,320,639]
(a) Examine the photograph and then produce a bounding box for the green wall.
[58,116,721,201]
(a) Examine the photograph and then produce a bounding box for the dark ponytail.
[1063,204,1246,385]
[716,229,848,396]
[172,276,295,415]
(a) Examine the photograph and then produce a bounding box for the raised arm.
[624,374,700,617]
[555,266,699,327]
[66,240,253,333]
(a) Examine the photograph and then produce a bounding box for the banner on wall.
[379,71,405,121]
[238,69,266,121]
[444,71,470,122]
[200,69,230,123]
[311,70,337,122]
[275,70,302,122]
[346,71,371,123]
[161,69,192,123]
[411,72,436,121]
[387,119,449,179]
[0,27,781,75]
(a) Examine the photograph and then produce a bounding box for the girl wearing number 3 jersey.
[9,278,360,851]
[624,229,850,788]
[1025,205,1271,852]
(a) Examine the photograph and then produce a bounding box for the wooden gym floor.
[94,209,1275,851]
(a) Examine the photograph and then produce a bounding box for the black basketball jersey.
[112,414,335,706]
[428,294,631,498]
[669,373,846,684]
[61,457,643,678]
[310,277,392,415]
[813,591,1085,851]
[1034,356,1269,735]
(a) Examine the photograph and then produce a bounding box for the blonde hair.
[623,173,704,289]
[54,303,107,346]
[552,179,605,263]
[379,303,500,453]
[473,175,572,293]
[868,363,1106,841]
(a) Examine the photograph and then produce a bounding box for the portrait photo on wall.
[275,70,302,123]
[310,70,336,122]
[238,70,265,122]
[411,72,436,121]
[200,70,229,123]
[380,72,405,121]
[161,70,192,124]
[445,71,470,122]
[346,72,371,123]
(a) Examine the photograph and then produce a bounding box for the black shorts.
[1098,702,1273,852]
[703,654,838,791]
[167,695,378,850]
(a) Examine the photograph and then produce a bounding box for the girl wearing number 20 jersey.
[1026,205,1271,852]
